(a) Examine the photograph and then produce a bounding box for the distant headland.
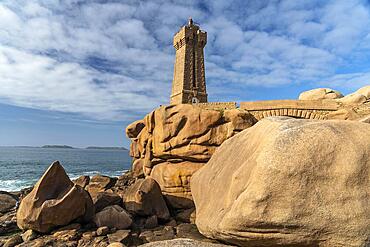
[4,145,128,150]
[41,145,74,149]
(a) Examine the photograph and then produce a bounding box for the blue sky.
[0,0,370,148]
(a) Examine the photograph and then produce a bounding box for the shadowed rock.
[94,205,132,230]
[0,191,17,214]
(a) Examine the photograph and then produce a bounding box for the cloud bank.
[0,0,370,120]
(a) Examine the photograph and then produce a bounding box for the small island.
[85,146,127,150]
[41,145,75,149]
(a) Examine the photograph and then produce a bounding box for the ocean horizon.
[0,146,132,192]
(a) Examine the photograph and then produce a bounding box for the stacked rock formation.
[192,117,370,247]
[126,104,257,209]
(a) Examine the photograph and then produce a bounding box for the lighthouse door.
[192,97,199,104]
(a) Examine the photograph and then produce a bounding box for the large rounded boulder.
[298,88,343,100]
[191,117,370,247]
[17,161,94,233]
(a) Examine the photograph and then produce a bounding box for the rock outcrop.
[124,177,170,220]
[150,162,203,209]
[86,174,117,197]
[94,205,132,230]
[17,161,94,233]
[192,117,370,247]
[126,104,257,208]
[0,192,17,214]
[336,85,370,104]
[299,88,343,100]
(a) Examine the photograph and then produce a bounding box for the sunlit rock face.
[17,161,94,233]
[126,104,257,208]
[192,117,370,247]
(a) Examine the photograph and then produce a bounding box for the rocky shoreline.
[0,163,231,247]
[1,87,370,247]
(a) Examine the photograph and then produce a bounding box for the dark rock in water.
[16,161,94,233]
[73,175,90,189]
[93,192,122,213]
[140,238,233,246]
[124,177,170,221]
[0,192,17,214]
[94,205,132,230]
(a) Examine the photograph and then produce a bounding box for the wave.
[0,169,129,192]
[0,179,36,192]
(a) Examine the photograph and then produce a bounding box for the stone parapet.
[194,102,237,110]
[240,99,340,111]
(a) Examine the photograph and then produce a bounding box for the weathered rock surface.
[107,230,131,245]
[73,175,90,189]
[86,174,117,197]
[124,177,170,220]
[0,210,17,235]
[21,229,38,242]
[139,226,176,243]
[94,205,132,230]
[107,243,125,247]
[126,119,145,139]
[3,234,23,247]
[93,192,122,213]
[140,238,233,247]
[150,162,203,209]
[16,161,94,233]
[299,88,343,100]
[126,104,257,209]
[0,192,17,214]
[336,85,370,104]
[192,117,370,247]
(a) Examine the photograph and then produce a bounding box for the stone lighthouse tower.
[170,18,208,105]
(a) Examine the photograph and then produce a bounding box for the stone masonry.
[170,18,208,105]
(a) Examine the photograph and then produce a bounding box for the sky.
[1,0,370,148]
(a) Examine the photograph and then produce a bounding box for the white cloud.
[0,0,369,121]
[0,45,167,120]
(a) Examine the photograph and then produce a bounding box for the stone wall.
[194,102,237,110]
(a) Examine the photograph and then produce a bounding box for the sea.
[0,147,132,192]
